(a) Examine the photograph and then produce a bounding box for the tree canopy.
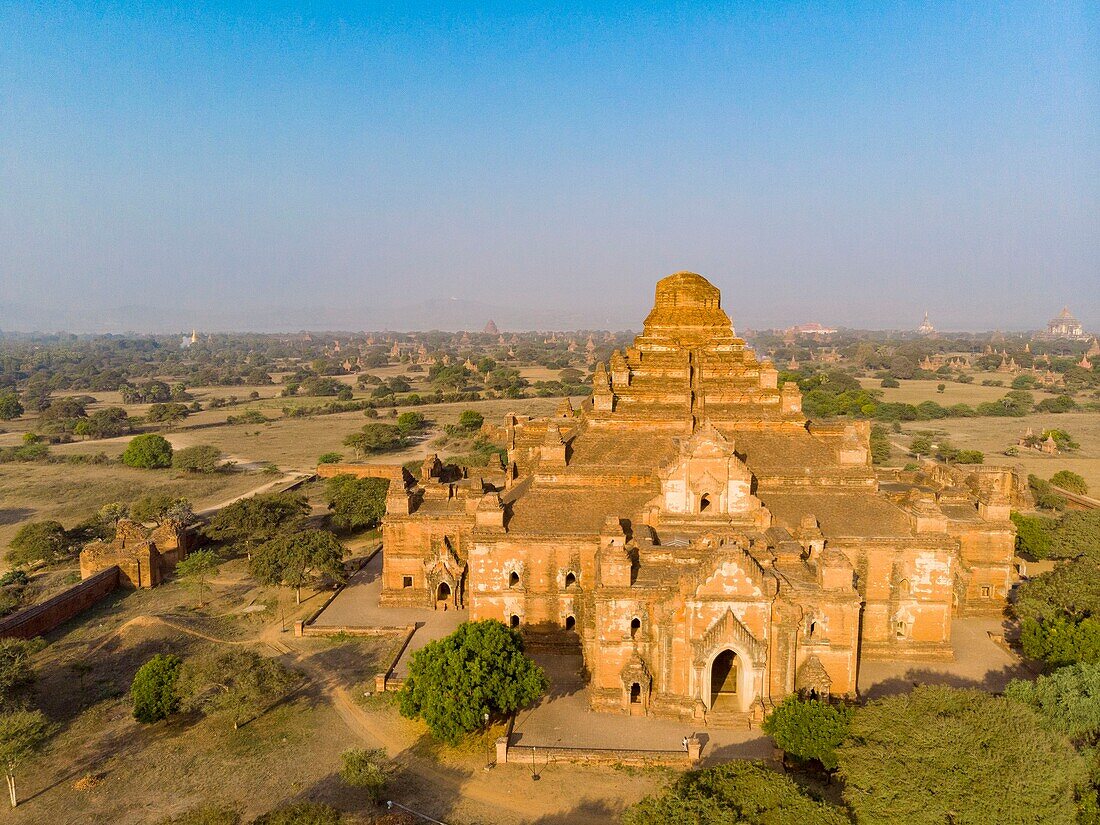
[122,434,174,469]
[172,444,223,473]
[5,520,67,567]
[1006,661,1100,742]
[837,685,1089,824]
[131,654,182,723]
[250,530,347,603]
[203,492,309,556]
[0,709,57,807]
[324,475,388,531]
[762,695,852,770]
[622,761,848,825]
[399,620,546,744]
[177,649,299,730]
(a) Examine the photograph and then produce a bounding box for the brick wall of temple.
[0,566,121,639]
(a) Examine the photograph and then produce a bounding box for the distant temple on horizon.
[1045,306,1087,339]
[917,312,935,335]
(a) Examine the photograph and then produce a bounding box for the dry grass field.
[900,410,1100,493]
[0,464,265,551]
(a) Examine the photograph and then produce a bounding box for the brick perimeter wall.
[0,566,121,639]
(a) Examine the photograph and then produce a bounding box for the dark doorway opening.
[509,614,520,629]
[629,682,641,704]
[630,617,641,639]
[710,650,739,708]
[700,494,711,512]
[509,571,520,588]
[436,582,450,601]
[565,615,576,631]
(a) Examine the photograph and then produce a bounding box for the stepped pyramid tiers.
[379,271,1023,724]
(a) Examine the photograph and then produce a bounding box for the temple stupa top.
[639,272,738,350]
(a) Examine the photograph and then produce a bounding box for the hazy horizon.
[1,3,1097,334]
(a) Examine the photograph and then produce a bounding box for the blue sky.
[0,2,1097,332]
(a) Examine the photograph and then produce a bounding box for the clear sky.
[0,1,1097,332]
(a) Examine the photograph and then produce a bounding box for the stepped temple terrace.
[379,272,1025,724]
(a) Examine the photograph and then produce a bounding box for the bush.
[131,654,181,723]
[762,695,852,770]
[6,520,67,566]
[954,449,984,464]
[880,377,900,388]
[458,410,484,431]
[1051,470,1089,496]
[122,434,173,469]
[340,747,387,802]
[172,445,222,473]
[317,452,342,465]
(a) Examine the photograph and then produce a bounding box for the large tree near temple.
[837,685,1089,824]
[399,620,546,744]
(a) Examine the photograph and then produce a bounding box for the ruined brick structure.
[80,518,191,589]
[381,272,1022,724]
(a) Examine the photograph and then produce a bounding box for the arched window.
[629,682,641,703]
[565,615,576,631]
[564,571,577,588]
[510,614,520,629]
[895,620,907,639]
[899,579,910,596]
[699,494,711,513]
[508,571,520,588]
[630,617,641,639]
[808,620,817,638]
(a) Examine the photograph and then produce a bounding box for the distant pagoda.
[917,312,935,335]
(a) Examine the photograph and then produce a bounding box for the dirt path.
[93,606,631,823]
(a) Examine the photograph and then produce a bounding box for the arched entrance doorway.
[709,649,739,711]
[436,582,450,604]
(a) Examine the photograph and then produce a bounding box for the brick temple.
[380,272,1023,724]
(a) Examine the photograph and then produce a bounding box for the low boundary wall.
[499,730,701,767]
[0,566,121,639]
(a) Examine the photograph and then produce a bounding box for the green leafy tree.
[252,802,342,825]
[0,393,23,421]
[837,685,1088,824]
[458,410,484,431]
[762,695,852,770]
[130,493,194,525]
[146,402,190,427]
[122,434,173,469]
[0,639,39,708]
[5,520,67,566]
[869,425,891,465]
[1006,662,1100,741]
[0,709,57,808]
[395,411,425,436]
[1016,556,1100,623]
[622,760,848,825]
[131,654,182,723]
[174,550,221,606]
[325,475,389,531]
[250,530,347,604]
[177,649,299,730]
[1052,470,1089,496]
[342,423,403,457]
[203,492,309,558]
[1012,511,1055,559]
[399,620,546,744]
[954,449,983,464]
[339,747,388,803]
[317,452,342,465]
[1020,616,1100,668]
[172,444,223,473]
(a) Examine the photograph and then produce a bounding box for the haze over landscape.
[1,2,1097,333]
